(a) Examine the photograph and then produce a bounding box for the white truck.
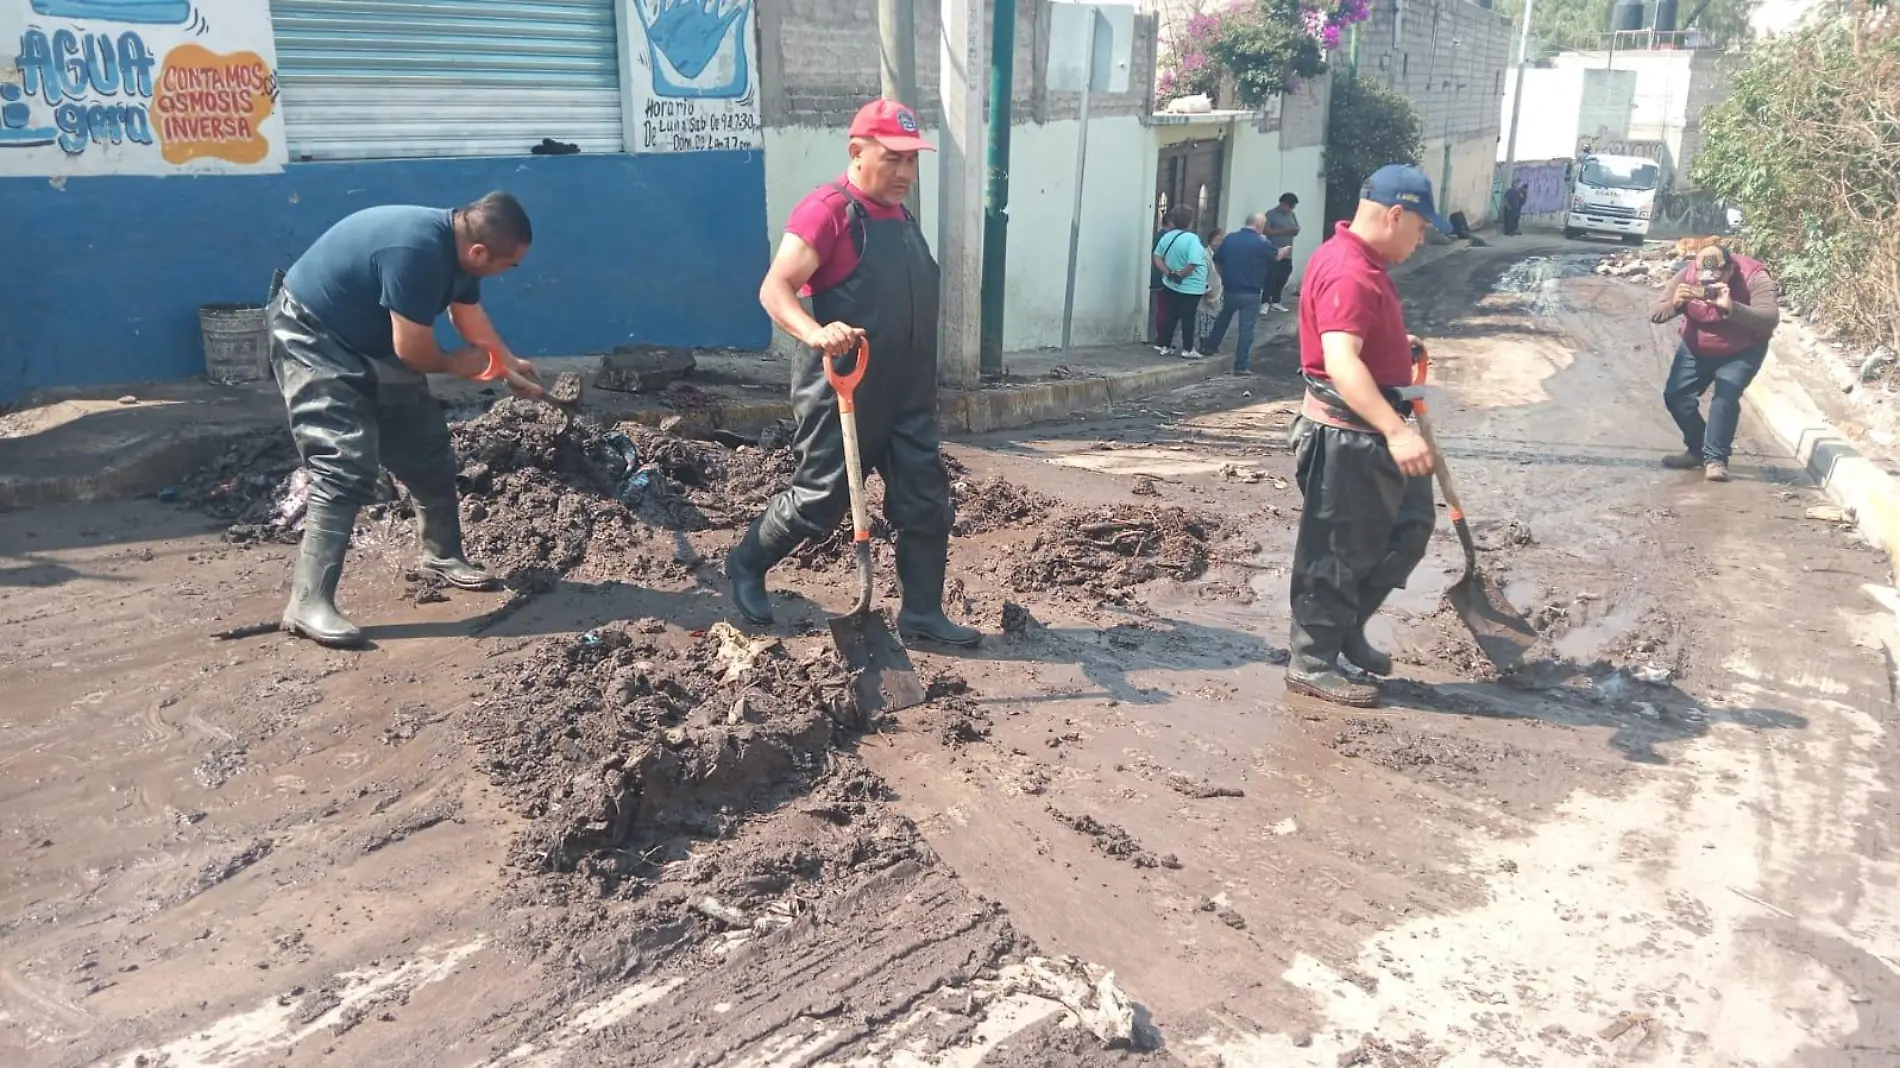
[1563,153,1662,244]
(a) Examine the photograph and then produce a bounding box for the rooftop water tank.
[1612,0,1646,32]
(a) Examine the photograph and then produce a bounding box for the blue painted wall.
[0,151,772,404]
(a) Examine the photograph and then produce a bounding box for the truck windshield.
[1579,159,1659,191]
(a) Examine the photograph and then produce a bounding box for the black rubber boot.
[281,502,365,648]
[895,533,982,647]
[1287,619,1379,707]
[726,512,800,625]
[1342,587,1395,677]
[414,496,497,591]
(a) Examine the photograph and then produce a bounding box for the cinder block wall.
[1355,0,1513,221]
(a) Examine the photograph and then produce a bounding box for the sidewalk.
[0,318,1300,512]
[1746,327,1900,577]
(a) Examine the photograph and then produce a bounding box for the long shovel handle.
[1409,340,1477,573]
[828,338,875,615]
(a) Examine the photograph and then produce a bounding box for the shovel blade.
[827,609,926,719]
[1447,570,1539,674]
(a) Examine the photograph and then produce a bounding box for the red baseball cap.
[849,99,934,153]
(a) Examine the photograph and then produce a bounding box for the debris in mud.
[1167,773,1245,799]
[465,625,856,880]
[175,429,304,543]
[1470,518,1535,552]
[177,838,274,903]
[951,467,1053,535]
[972,956,1159,1051]
[1001,601,1036,634]
[1333,1034,1447,1068]
[1007,506,1215,599]
[1047,808,1180,870]
[405,569,450,605]
[1217,908,1247,930]
[193,743,247,790]
[1326,717,1526,787]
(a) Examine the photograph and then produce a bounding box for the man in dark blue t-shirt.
[1199,213,1276,372]
[268,192,541,647]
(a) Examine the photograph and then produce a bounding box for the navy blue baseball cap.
[1361,164,1451,233]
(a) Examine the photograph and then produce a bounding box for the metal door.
[271,0,624,161]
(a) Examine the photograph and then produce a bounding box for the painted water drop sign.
[626,0,761,152]
[1,0,283,176]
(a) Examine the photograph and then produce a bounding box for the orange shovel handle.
[475,349,508,382]
[823,337,869,414]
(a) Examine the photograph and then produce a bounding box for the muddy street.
[2,240,1895,1067]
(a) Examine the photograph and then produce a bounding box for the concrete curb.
[1746,337,1900,575]
[0,425,264,513]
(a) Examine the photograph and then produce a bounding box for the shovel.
[478,350,584,411]
[1406,345,1540,673]
[822,338,926,717]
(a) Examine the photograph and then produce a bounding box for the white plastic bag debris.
[975,955,1154,1050]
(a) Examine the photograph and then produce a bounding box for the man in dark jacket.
[1650,243,1781,482]
[1501,181,1528,236]
[269,193,542,647]
[725,100,980,647]
[1199,213,1276,372]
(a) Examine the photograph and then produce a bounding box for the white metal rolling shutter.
[271,0,623,161]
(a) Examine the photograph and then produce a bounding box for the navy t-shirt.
[284,205,480,361]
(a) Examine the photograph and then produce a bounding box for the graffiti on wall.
[1506,160,1571,216]
[0,0,283,176]
[626,0,761,153]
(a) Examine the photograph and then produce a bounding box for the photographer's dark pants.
[1663,341,1767,466]
[1288,418,1437,674]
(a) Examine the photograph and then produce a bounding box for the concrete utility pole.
[937,0,987,388]
[1500,0,1536,211]
[877,0,920,213]
[978,0,1018,378]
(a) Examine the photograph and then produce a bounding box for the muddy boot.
[1704,461,1731,483]
[1287,620,1380,707]
[1340,631,1393,678]
[1341,588,1395,677]
[1661,450,1703,470]
[726,512,798,625]
[414,496,498,591]
[895,534,982,647]
[281,503,365,648]
[1286,668,1381,707]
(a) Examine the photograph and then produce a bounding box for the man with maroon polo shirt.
[1286,164,1446,707]
[724,99,981,647]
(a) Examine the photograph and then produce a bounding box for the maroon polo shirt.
[1298,222,1412,387]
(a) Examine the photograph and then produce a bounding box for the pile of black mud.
[464,625,1163,1065]
[180,400,1053,585]
[466,621,859,884]
[1004,505,1217,601]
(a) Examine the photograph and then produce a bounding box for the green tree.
[1694,17,1900,349]
[1324,76,1425,224]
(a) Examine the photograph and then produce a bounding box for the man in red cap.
[724,99,981,647]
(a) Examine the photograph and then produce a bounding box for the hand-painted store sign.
[626,0,762,153]
[0,0,284,176]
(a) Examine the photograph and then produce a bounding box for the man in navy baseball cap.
[1279,162,1448,706]
[1360,163,1452,237]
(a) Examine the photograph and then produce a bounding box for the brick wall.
[1355,0,1511,143]
[758,0,1156,129]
